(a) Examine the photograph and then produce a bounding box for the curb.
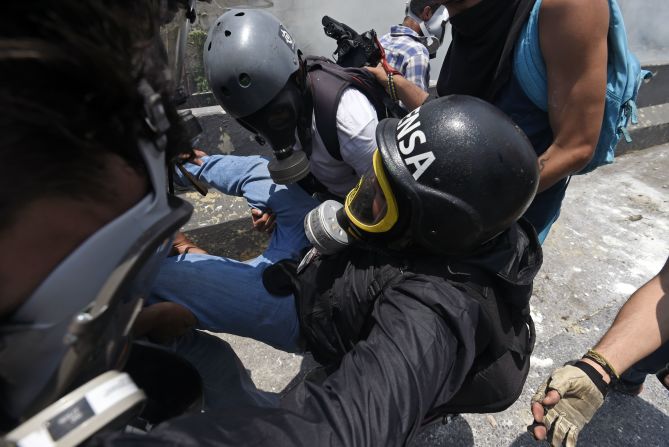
[185,64,669,157]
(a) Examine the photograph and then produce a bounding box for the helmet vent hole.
[220,86,231,97]
[225,30,231,37]
[235,12,245,17]
[239,73,252,88]
[207,42,212,51]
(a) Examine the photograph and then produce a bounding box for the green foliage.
[188,27,209,93]
[188,28,208,48]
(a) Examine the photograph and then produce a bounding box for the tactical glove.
[532,362,607,447]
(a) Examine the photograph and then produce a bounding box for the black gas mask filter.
[239,76,311,185]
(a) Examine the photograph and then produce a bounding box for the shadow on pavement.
[508,392,669,447]
[184,218,270,260]
[411,415,475,447]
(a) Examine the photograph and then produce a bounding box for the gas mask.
[406,3,450,58]
[238,79,311,185]
[304,150,399,254]
[0,81,193,445]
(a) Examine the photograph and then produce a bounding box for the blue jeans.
[168,330,279,410]
[523,177,569,244]
[150,155,319,352]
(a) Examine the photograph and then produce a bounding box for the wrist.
[387,73,399,103]
[580,357,611,384]
[583,348,621,383]
[574,360,609,397]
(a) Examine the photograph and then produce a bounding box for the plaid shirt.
[379,25,430,92]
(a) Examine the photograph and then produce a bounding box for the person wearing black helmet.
[367,0,616,246]
[93,95,540,447]
[140,95,544,445]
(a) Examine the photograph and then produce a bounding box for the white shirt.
[295,88,379,198]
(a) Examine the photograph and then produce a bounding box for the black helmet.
[373,95,538,254]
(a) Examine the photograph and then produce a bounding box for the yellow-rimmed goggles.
[344,150,398,233]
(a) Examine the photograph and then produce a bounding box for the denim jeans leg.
[151,155,316,352]
[179,154,318,260]
[168,330,279,411]
[151,253,301,352]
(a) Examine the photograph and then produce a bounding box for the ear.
[421,5,434,21]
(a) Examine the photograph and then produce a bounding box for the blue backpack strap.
[513,0,546,111]
[514,0,653,174]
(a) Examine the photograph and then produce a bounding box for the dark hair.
[0,0,189,231]
[409,0,444,16]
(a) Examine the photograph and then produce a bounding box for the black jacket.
[91,220,541,446]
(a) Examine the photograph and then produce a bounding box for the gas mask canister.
[239,79,311,185]
[304,150,399,254]
[406,3,450,58]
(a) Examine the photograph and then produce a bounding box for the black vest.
[302,57,406,161]
[291,219,540,417]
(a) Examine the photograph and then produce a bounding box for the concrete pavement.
[180,143,668,446]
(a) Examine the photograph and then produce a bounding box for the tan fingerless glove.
[532,362,606,447]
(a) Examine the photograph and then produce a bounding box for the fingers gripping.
[531,379,549,406]
[536,365,605,447]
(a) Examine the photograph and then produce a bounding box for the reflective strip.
[13,373,140,447]
[86,371,138,414]
[17,428,54,447]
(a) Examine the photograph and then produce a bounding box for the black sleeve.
[91,276,480,447]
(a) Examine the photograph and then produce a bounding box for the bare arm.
[531,257,669,442]
[536,0,608,192]
[594,257,669,375]
[366,64,429,111]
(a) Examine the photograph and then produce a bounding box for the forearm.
[536,141,596,192]
[593,258,669,376]
[392,74,430,110]
[538,0,608,192]
[366,65,429,110]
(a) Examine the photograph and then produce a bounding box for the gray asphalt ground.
[181,143,669,446]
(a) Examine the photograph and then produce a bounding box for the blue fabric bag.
[513,0,652,174]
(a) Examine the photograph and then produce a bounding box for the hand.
[251,208,276,233]
[133,302,197,344]
[530,364,606,446]
[177,148,207,166]
[171,231,207,256]
[365,63,389,86]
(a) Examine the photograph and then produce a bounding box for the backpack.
[304,56,406,161]
[513,0,652,174]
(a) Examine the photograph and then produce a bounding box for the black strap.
[307,59,349,161]
[574,361,609,397]
[487,0,535,100]
[306,57,405,162]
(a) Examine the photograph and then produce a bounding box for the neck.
[402,17,422,35]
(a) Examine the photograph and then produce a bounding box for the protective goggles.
[0,137,193,423]
[345,150,398,233]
